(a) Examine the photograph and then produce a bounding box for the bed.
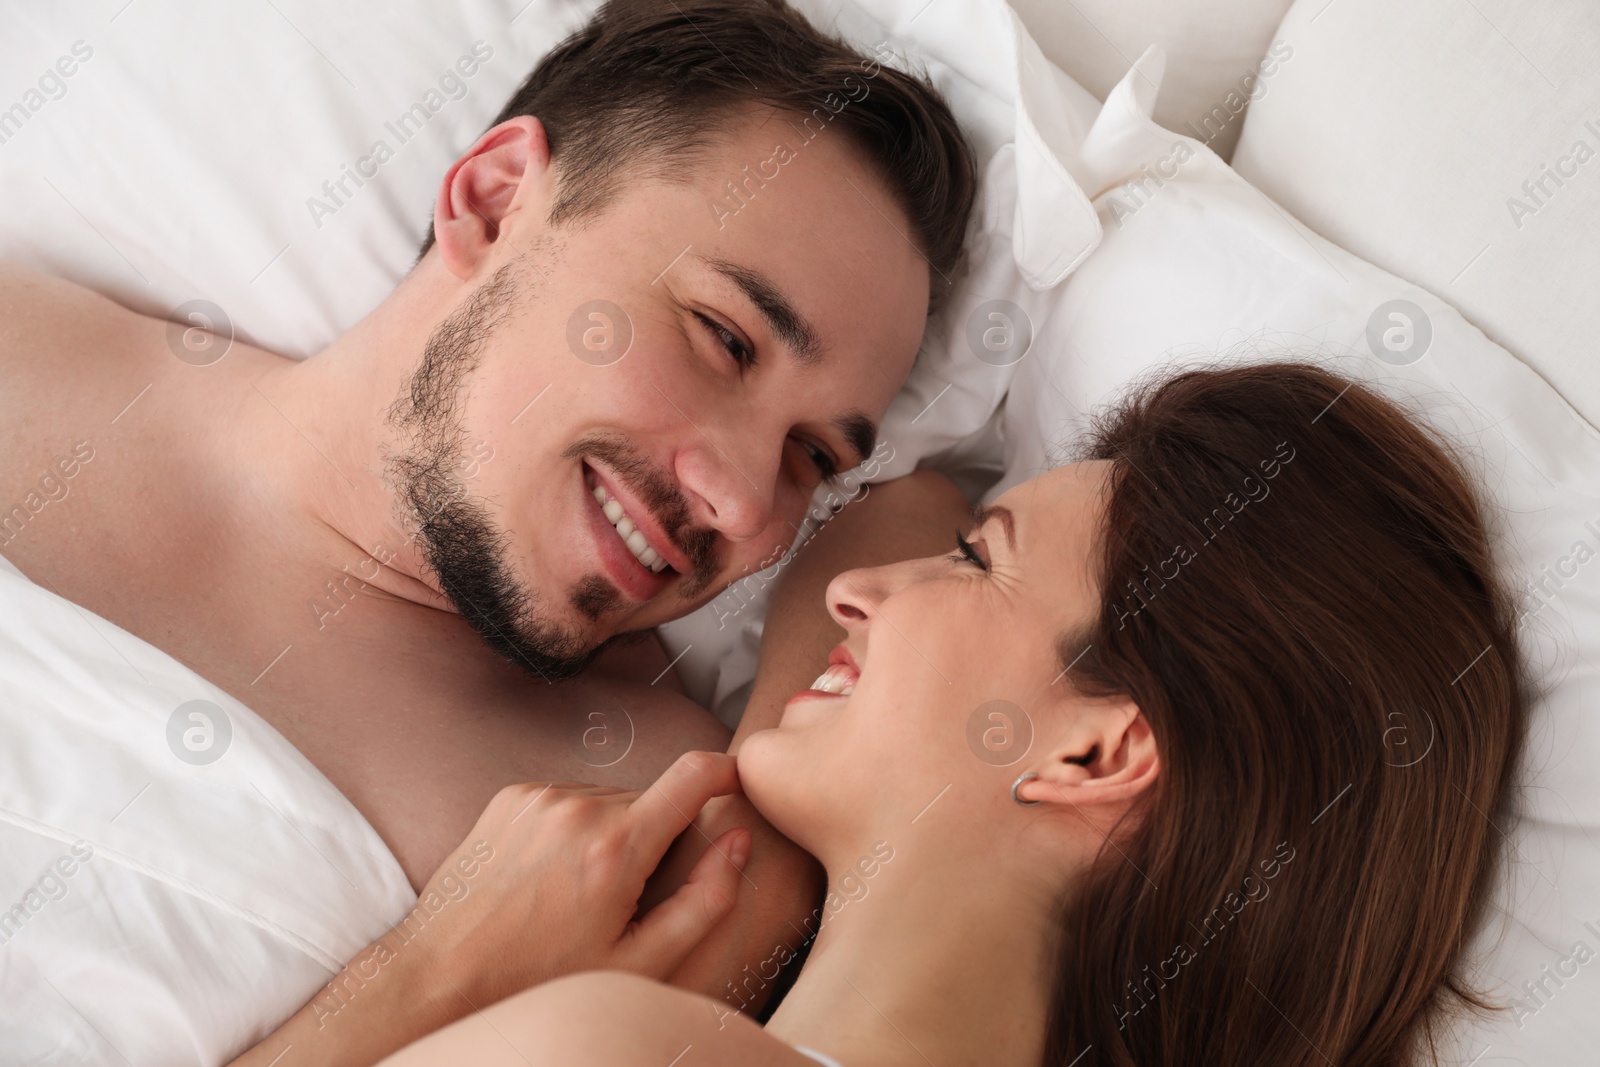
[1,0,1596,1062]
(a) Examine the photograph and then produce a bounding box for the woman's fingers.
[613,826,750,977]
[626,751,741,856]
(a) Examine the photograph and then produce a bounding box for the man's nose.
[674,441,776,543]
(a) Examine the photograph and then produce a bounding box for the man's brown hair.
[422,0,977,309]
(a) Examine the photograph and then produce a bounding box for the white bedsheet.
[0,553,415,1065]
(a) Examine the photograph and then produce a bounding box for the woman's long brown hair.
[1048,363,1530,1066]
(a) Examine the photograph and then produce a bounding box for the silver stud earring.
[1011,771,1041,806]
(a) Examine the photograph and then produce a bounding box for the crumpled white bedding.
[0,552,414,1065]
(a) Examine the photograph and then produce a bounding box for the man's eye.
[694,312,755,369]
[797,439,841,485]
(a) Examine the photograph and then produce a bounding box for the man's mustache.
[563,433,718,595]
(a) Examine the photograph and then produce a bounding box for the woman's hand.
[420,750,751,1006]
[227,750,750,1067]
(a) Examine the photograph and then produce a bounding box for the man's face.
[389,110,931,679]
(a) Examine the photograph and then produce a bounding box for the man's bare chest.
[232,606,730,887]
[7,516,728,890]
[0,279,729,889]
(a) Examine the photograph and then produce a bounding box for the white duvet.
[0,552,415,1064]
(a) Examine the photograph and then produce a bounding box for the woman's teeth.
[809,664,856,695]
[592,484,668,573]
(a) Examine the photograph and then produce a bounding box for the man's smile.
[593,482,670,574]
[580,459,684,604]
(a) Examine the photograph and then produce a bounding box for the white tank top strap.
[794,1046,848,1067]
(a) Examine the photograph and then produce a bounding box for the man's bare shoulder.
[0,260,165,424]
[383,970,817,1067]
[0,259,152,345]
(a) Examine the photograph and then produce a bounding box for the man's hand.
[644,791,824,1013]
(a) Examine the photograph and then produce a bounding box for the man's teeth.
[809,664,856,695]
[592,485,668,573]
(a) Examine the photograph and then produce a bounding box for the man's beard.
[382,253,719,682]
[385,253,604,682]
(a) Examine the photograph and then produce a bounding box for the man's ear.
[432,116,553,280]
[1015,700,1159,811]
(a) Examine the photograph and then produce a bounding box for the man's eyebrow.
[704,256,822,364]
[834,411,877,468]
[972,504,1017,550]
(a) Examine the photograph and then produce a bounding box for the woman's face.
[738,462,1115,864]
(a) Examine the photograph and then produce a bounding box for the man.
[0,0,975,1058]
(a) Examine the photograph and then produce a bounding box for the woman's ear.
[1015,700,1159,812]
[432,116,553,280]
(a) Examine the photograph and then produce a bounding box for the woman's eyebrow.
[971,503,1016,549]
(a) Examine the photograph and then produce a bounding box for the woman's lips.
[808,662,859,694]
[786,656,860,705]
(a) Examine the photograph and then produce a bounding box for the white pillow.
[1007,0,1294,161]
[0,0,1105,721]
[1231,0,1600,430]
[997,48,1600,1064]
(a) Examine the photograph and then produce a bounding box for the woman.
[251,362,1530,1066]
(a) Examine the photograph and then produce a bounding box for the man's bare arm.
[651,469,973,1010]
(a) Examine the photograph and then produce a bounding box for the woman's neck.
[763,839,1066,1067]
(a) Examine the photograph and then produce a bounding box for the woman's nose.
[826,568,878,628]
[826,558,927,630]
